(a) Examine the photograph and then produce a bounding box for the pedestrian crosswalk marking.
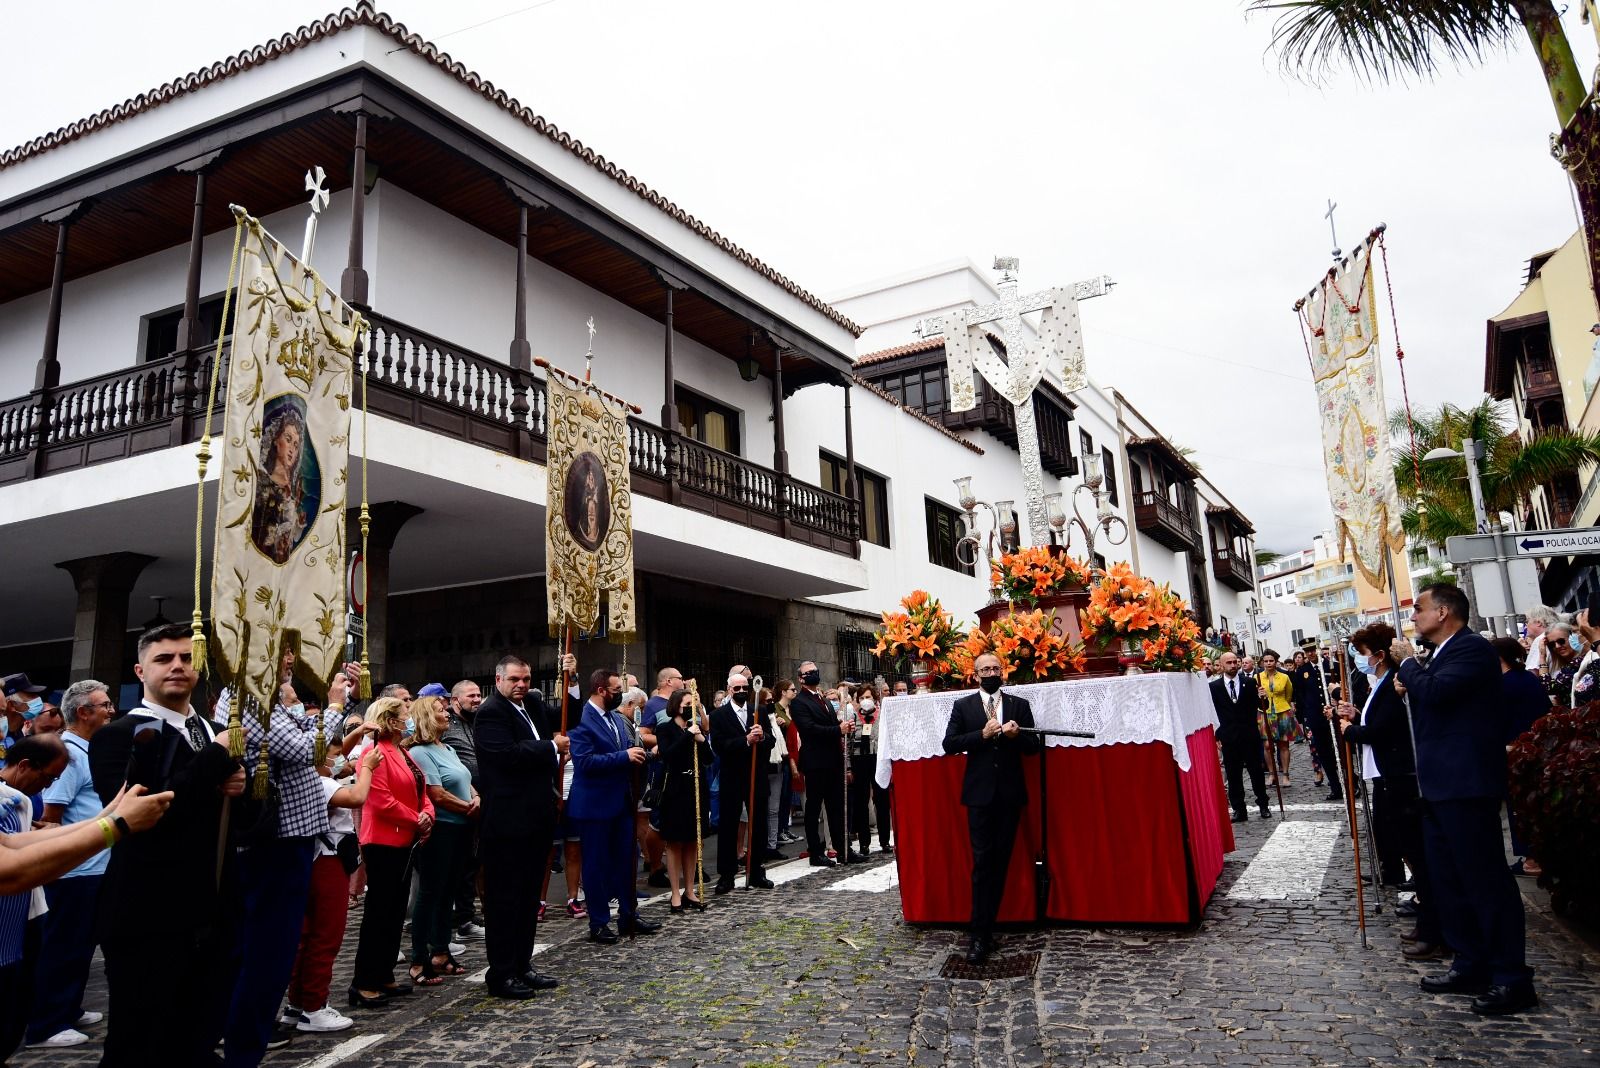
[827,862,900,893]
[1278,803,1347,812]
[1225,822,1343,900]
[295,1032,387,1068]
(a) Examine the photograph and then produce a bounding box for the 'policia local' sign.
[1513,529,1600,558]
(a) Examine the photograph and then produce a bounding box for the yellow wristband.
[97,817,118,850]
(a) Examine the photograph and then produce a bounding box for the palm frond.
[1484,428,1600,508]
[1248,0,1520,84]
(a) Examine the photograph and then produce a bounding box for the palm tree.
[1389,397,1600,547]
[1249,1,1599,304]
[1255,548,1284,567]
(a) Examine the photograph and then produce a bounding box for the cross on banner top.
[1325,197,1341,262]
[301,165,330,264]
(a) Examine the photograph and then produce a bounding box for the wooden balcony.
[1211,546,1255,592]
[1133,489,1201,552]
[0,312,859,557]
[937,394,1076,477]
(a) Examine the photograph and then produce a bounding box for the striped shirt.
[0,784,44,966]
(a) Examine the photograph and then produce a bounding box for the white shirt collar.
[1430,629,1460,662]
[138,698,202,731]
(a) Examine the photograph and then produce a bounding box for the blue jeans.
[223,838,314,1068]
[26,873,101,1043]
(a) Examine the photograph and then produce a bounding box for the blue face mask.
[285,702,305,718]
[403,716,415,736]
[22,697,42,720]
[1570,634,1584,653]
[1358,659,1379,677]
[0,718,8,740]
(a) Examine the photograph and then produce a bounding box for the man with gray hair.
[25,680,116,1049]
[1522,605,1560,674]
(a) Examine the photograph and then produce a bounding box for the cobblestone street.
[16,774,1599,1068]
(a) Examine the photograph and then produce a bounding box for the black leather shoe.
[878,844,894,855]
[487,978,539,999]
[346,987,390,1009]
[844,850,867,865]
[621,916,662,936]
[521,971,559,991]
[1395,901,1419,918]
[1403,941,1446,961]
[588,925,619,945]
[964,935,987,964]
[747,875,775,889]
[1420,969,1490,995]
[1259,804,1272,819]
[1399,926,1421,943]
[713,881,736,896]
[809,856,838,868]
[1470,983,1538,1016]
[1326,790,1344,802]
[1231,811,1248,823]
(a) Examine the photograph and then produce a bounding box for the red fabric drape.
[890,727,1231,926]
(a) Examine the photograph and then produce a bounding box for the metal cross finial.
[300,165,330,264]
[1324,198,1341,262]
[584,316,596,381]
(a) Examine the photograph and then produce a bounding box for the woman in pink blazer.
[349,697,434,1007]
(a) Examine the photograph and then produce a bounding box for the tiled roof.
[1126,434,1200,478]
[851,376,984,455]
[1205,502,1255,535]
[854,335,945,367]
[0,3,862,338]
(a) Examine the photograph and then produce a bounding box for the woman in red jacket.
[348,697,435,1007]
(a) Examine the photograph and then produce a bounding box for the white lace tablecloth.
[874,672,1218,787]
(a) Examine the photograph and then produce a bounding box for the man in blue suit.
[1393,582,1536,1016]
[567,668,662,945]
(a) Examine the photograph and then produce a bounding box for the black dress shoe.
[621,915,662,936]
[521,971,560,990]
[647,869,671,888]
[809,856,838,868]
[1326,790,1344,802]
[713,881,736,895]
[1258,803,1272,819]
[878,844,894,855]
[487,978,539,999]
[1399,926,1421,943]
[964,935,988,964]
[1394,901,1419,918]
[588,925,620,945]
[1231,811,1248,823]
[1471,983,1538,1016]
[844,850,867,865]
[346,986,390,1009]
[1402,941,1446,961]
[1420,969,1490,995]
[748,875,775,889]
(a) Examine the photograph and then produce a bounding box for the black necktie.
[1228,678,1237,702]
[185,714,208,752]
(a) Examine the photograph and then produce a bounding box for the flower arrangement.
[990,546,1092,606]
[952,608,1087,684]
[1078,563,1203,672]
[873,590,967,680]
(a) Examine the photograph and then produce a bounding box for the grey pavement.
[15,754,1600,1068]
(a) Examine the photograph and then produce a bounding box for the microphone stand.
[1016,726,1096,922]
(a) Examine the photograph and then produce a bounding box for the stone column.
[347,501,422,688]
[56,553,156,693]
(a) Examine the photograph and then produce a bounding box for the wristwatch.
[112,815,132,840]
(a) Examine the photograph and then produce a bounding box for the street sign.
[1466,559,1542,620]
[1512,528,1600,558]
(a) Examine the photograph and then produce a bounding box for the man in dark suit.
[568,667,661,942]
[941,653,1043,963]
[709,674,777,893]
[1291,641,1345,801]
[790,660,854,867]
[1210,651,1271,822]
[472,653,571,999]
[1394,582,1536,1016]
[87,623,245,1068]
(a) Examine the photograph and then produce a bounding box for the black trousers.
[847,754,888,849]
[353,843,412,991]
[481,830,551,988]
[1220,732,1268,815]
[1302,707,1344,797]
[0,919,40,1064]
[102,922,233,1068]
[452,826,480,928]
[803,765,846,857]
[1426,796,1530,984]
[717,754,769,883]
[967,798,1023,937]
[1391,776,1441,944]
[1371,778,1407,886]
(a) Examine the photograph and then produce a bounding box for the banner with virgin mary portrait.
[545,368,636,640]
[210,212,364,704]
[1298,236,1405,590]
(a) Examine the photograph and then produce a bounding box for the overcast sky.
[3,0,1592,552]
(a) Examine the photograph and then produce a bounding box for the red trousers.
[286,855,351,1012]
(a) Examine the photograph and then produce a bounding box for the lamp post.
[1421,439,1514,634]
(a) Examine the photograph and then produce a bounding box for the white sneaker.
[76,1011,104,1027]
[448,941,465,956]
[455,922,486,939]
[28,1029,88,1048]
[297,1007,354,1033]
[278,1006,305,1026]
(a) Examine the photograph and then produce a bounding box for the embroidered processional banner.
[1300,242,1404,589]
[211,213,364,704]
[545,369,636,639]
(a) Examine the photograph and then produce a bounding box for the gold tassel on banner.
[313,718,329,770]
[190,215,245,677]
[252,701,271,800]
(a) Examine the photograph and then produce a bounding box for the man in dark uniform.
[1209,651,1271,822]
[789,660,854,866]
[941,653,1043,963]
[1292,641,1344,801]
[709,674,776,893]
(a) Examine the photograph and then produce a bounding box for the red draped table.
[874,673,1233,927]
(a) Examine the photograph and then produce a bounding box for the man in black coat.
[1394,582,1536,1016]
[472,652,572,999]
[941,653,1043,963]
[1209,651,1271,822]
[87,623,245,1068]
[789,660,855,867]
[709,674,776,893]
[1292,642,1344,801]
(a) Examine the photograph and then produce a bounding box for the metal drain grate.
[940,950,1039,981]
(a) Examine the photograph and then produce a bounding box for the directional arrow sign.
[1512,528,1600,558]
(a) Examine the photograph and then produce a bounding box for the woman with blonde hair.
[402,695,477,985]
[348,698,434,1008]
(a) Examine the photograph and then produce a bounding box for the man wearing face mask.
[709,673,776,893]
[790,660,853,867]
[846,686,888,856]
[942,653,1043,963]
[1,676,50,755]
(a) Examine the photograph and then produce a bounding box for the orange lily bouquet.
[990,546,1092,606]
[1078,563,1204,671]
[952,608,1087,685]
[872,590,967,678]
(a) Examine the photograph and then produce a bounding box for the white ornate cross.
[301,166,330,264]
[584,316,596,381]
[915,259,1110,546]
